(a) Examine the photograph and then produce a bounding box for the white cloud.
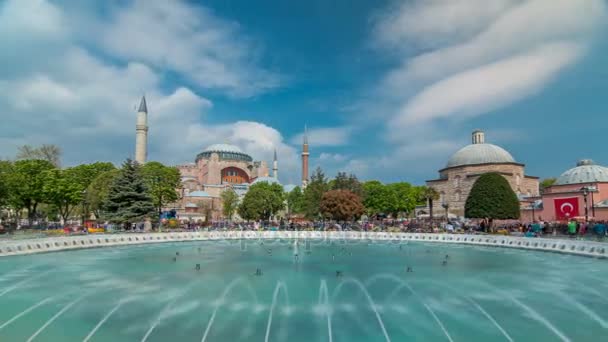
[99,0,282,97]
[393,42,583,127]
[318,153,348,163]
[0,0,298,182]
[290,126,352,147]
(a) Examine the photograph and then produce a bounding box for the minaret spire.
[135,95,149,164]
[301,124,309,188]
[273,148,278,180]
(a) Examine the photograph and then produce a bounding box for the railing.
[0,231,606,258]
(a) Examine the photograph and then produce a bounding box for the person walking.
[567,220,577,237]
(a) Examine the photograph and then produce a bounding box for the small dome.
[555,160,608,185]
[446,143,515,168]
[252,176,281,186]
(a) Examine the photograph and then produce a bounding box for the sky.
[1,0,607,185]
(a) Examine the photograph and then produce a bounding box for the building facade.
[521,159,608,222]
[426,130,539,218]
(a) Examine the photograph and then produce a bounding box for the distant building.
[522,159,608,222]
[426,130,539,218]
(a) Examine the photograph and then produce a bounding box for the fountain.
[0,236,606,341]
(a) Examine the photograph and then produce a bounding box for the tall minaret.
[273,149,278,180]
[135,96,148,164]
[301,125,309,188]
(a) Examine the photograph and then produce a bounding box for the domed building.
[174,143,272,221]
[522,159,608,222]
[426,130,539,217]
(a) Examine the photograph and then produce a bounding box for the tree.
[320,190,365,221]
[465,173,520,225]
[362,180,389,217]
[331,172,363,197]
[303,167,329,219]
[220,188,239,220]
[238,182,284,221]
[385,182,418,218]
[286,186,304,218]
[540,178,556,193]
[6,159,55,226]
[0,160,11,209]
[141,161,181,217]
[86,170,119,219]
[16,144,62,167]
[419,186,440,219]
[42,169,83,223]
[102,159,155,225]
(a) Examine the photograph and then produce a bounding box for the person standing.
[567,220,577,237]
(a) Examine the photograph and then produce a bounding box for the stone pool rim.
[0,231,606,258]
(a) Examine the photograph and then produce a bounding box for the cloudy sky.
[1,0,607,185]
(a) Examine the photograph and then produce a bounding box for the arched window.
[515,174,521,186]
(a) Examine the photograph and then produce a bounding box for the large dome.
[196,143,252,162]
[446,143,516,168]
[555,159,608,185]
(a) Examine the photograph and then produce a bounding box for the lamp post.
[581,187,589,223]
[441,201,449,222]
[81,189,87,229]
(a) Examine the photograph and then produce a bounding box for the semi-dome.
[446,144,515,168]
[555,159,608,185]
[196,143,252,162]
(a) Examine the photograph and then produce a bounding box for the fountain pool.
[0,238,606,341]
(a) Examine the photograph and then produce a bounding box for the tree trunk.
[428,198,434,221]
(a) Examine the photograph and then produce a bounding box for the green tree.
[385,182,418,218]
[238,182,284,221]
[540,178,556,193]
[331,172,363,197]
[102,159,155,225]
[419,186,440,219]
[0,160,11,209]
[465,173,520,224]
[16,144,62,167]
[362,180,389,217]
[7,159,55,226]
[220,188,239,220]
[286,186,304,218]
[43,169,84,223]
[320,189,365,221]
[141,161,181,218]
[86,170,119,219]
[303,167,329,219]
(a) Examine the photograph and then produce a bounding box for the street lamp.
[581,187,589,223]
[81,189,87,228]
[441,201,449,222]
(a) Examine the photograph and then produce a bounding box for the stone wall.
[428,163,539,217]
[0,232,605,258]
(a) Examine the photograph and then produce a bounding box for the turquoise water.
[0,239,606,341]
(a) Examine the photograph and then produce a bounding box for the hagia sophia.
[135,96,608,223]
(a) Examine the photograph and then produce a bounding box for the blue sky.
[1,0,607,185]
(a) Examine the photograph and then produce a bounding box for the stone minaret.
[301,125,309,188]
[135,96,148,164]
[472,130,485,144]
[273,149,278,180]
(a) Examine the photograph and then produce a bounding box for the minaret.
[135,96,148,164]
[273,149,278,180]
[301,125,309,188]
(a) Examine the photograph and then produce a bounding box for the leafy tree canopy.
[220,188,239,220]
[238,181,284,221]
[286,186,304,216]
[302,167,329,219]
[16,144,62,167]
[320,189,365,221]
[465,172,520,220]
[141,161,181,214]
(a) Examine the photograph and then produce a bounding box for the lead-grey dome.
[446,143,516,168]
[196,143,252,162]
[555,159,608,185]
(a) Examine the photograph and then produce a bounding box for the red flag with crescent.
[554,197,579,220]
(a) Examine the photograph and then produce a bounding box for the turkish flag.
[554,197,579,220]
